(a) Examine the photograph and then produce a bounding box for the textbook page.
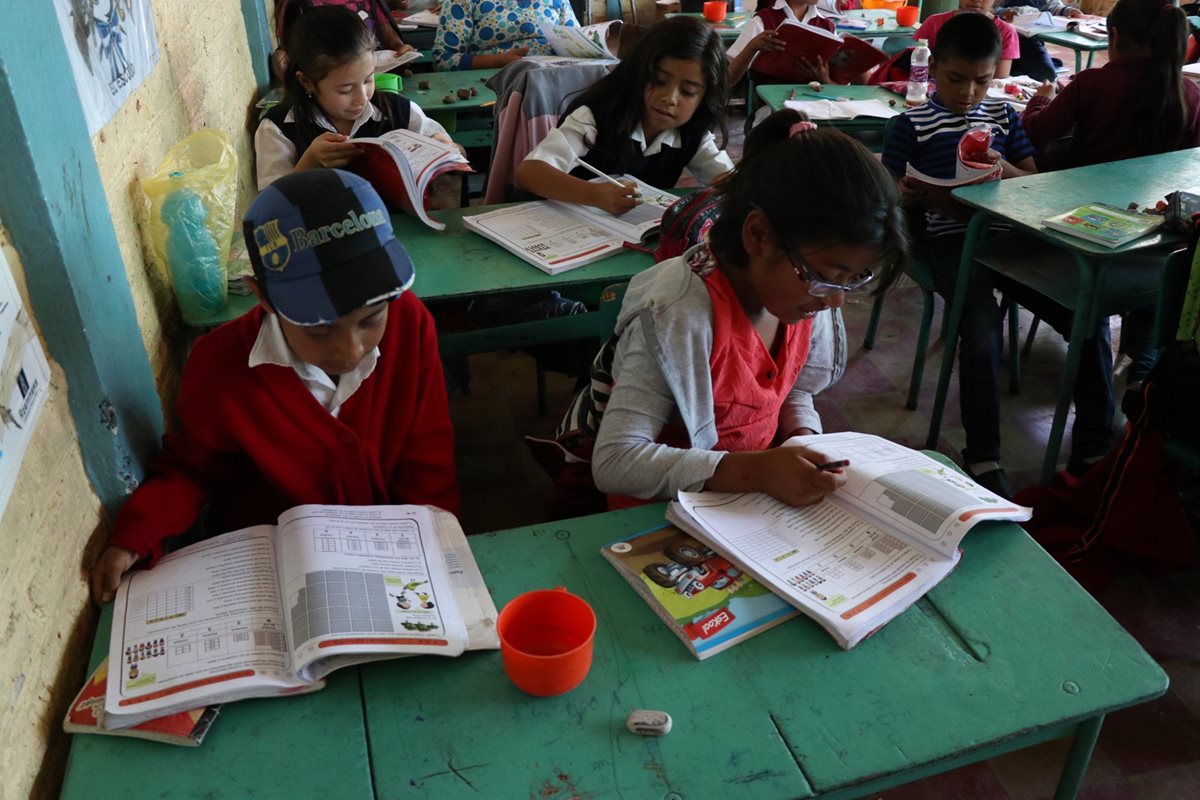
[275,505,469,682]
[105,527,310,726]
[538,21,621,59]
[463,203,627,275]
[373,48,422,74]
[668,491,956,648]
[784,432,1032,559]
[784,98,899,121]
[351,129,472,231]
[558,175,677,242]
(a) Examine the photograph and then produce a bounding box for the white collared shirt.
[726,0,842,60]
[254,101,450,190]
[248,312,380,418]
[523,105,735,187]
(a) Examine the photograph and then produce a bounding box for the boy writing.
[90,169,458,602]
[882,12,1037,498]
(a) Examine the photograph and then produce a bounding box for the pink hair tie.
[790,121,818,137]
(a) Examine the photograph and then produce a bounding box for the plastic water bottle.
[161,179,227,321]
[906,38,930,107]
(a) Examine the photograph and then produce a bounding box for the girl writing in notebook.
[515,16,734,217]
[255,5,453,189]
[581,112,906,509]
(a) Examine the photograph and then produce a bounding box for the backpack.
[654,188,721,263]
[867,48,913,85]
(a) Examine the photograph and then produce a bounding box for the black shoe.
[965,464,1012,499]
[1066,454,1104,478]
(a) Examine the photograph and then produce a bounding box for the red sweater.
[1021,57,1200,169]
[112,292,459,563]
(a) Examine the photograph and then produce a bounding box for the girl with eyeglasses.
[563,111,907,510]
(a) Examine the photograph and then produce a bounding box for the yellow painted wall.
[1,3,262,799]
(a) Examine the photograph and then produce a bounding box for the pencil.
[815,459,850,472]
[575,159,639,194]
[800,90,841,101]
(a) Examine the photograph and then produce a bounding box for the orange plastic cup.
[497,587,596,697]
[702,1,727,23]
[896,5,920,27]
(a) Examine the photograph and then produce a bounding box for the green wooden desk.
[60,605,374,800]
[1033,29,1107,74]
[360,502,1166,800]
[397,206,656,356]
[926,149,1198,482]
[399,67,500,148]
[666,11,750,41]
[756,83,899,136]
[837,23,918,41]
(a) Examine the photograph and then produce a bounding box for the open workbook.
[347,128,472,231]
[538,21,622,60]
[103,504,498,729]
[666,432,1032,650]
[463,175,676,274]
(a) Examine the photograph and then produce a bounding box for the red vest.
[750,6,836,86]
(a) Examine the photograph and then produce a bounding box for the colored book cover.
[1042,203,1164,248]
[63,657,220,747]
[601,525,799,660]
[752,20,887,85]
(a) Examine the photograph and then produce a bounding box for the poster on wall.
[0,250,52,524]
[53,0,160,137]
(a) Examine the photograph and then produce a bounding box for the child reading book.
[725,0,841,86]
[89,169,458,603]
[256,6,453,190]
[582,114,905,509]
[516,16,734,217]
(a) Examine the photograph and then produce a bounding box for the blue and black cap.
[243,169,415,325]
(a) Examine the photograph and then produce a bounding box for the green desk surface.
[837,24,918,39]
[1032,29,1109,51]
[756,83,899,130]
[360,503,1167,800]
[951,148,1199,257]
[60,605,373,800]
[399,67,499,113]
[399,205,656,302]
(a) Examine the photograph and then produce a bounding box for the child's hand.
[392,44,415,58]
[90,546,139,604]
[798,56,831,85]
[297,133,361,171]
[501,47,530,65]
[1035,80,1056,99]
[898,176,934,207]
[756,446,846,507]
[750,30,785,54]
[593,180,641,216]
[1064,7,1084,17]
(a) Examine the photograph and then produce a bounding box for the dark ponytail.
[708,109,908,291]
[1109,0,1189,153]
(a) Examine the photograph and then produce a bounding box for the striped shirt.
[882,95,1035,237]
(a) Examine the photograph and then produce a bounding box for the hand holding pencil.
[578,160,642,216]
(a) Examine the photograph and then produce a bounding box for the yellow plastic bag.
[140,130,238,323]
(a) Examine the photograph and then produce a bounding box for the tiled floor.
[446,54,1199,796]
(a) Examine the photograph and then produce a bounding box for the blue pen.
[800,90,841,100]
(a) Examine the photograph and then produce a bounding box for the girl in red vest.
[727,0,841,86]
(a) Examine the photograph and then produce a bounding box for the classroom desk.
[399,68,500,148]
[1032,29,1107,74]
[755,83,898,138]
[397,205,656,356]
[666,11,750,41]
[926,149,1199,483]
[60,606,376,800]
[361,501,1167,800]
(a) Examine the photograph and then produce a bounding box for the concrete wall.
[0,2,262,798]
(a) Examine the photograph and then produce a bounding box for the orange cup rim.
[497,588,597,659]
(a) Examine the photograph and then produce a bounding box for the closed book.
[1042,203,1164,248]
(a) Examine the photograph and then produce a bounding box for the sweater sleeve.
[386,296,460,516]
[591,312,726,500]
[1020,77,1081,150]
[433,0,475,71]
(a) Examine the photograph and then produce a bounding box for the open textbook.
[104,504,499,729]
[539,21,622,60]
[463,175,676,274]
[347,128,472,231]
[666,432,1032,650]
[372,48,423,74]
[751,20,887,85]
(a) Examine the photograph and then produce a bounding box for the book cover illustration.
[1043,203,1164,248]
[602,525,798,659]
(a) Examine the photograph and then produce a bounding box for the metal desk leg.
[1085,50,1095,70]
[1038,253,1106,483]
[1075,49,1083,75]
[1053,715,1104,800]
[926,212,989,450]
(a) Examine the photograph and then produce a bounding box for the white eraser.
[626,709,672,736]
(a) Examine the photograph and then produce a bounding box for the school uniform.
[110,293,459,565]
[915,11,1021,63]
[726,0,840,87]
[255,94,449,189]
[524,105,734,189]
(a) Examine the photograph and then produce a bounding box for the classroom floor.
[446,47,1200,795]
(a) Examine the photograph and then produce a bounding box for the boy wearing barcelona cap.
[90,169,458,602]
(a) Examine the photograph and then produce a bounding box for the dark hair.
[1109,0,1189,154]
[932,11,1002,64]
[709,110,908,291]
[562,16,729,150]
[281,6,390,153]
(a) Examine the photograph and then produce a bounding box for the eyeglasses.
[785,250,876,297]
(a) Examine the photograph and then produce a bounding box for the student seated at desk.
[996,0,1082,82]
[725,0,842,87]
[432,0,579,70]
[516,16,734,217]
[88,170,458,603]
[580,115,905,508]
[1019,0,1200,392]
[916,0,1022,78]
[882,12,1039,498]
[256,6,452,190]
[272,0,414,84]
